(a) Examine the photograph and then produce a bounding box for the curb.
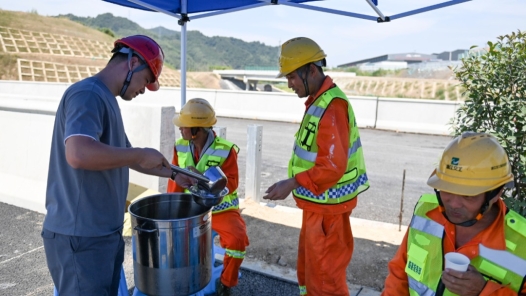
[235,199,383,295]
[215,254,381,296]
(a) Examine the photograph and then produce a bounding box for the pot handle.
[134,225,159,234]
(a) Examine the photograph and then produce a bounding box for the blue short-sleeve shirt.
[44,77,131,237]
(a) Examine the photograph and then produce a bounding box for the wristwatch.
[170,170,178,181]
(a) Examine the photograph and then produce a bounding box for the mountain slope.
[56,13,279,71]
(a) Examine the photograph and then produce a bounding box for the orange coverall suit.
[167,139,249,288]
[382,198,526,295]
[293,76,358,296]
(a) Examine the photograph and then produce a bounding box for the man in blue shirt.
[42,35,194,296]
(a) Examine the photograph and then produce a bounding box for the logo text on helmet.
[446,164,463,172]
[491,163,507,170]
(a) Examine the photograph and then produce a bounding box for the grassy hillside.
[0,10,114,80]
[0,10,114,42]
[56,13,279,71]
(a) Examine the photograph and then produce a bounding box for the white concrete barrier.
[375,97,460,135]
[0,81,461,135]
[0,93,174,213]
[0,110,55,213]
[0,81,68,98]
[347,96,378,128]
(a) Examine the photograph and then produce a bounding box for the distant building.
[337,52,437,68]
[407,60,462,73]
[358,61,408,71]
[432,49,468,61]
[338,50,470,72]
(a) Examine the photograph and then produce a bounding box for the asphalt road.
[0,201,302,296]
[213,117,452,226]
[0,117,453,295]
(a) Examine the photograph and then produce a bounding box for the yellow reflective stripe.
[410,215,444,238]
[348,137,362,157]
[203,148,230,158]
[299,285,307,295]
[408,277,435,296]
[479,244,526,277]
[293,137,363,163]
[225,248,245,259]
[175,144,190,153]
[212,196,239,213]
[306,105,325,118]
[293,143,317,162]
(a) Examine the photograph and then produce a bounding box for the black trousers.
[41,228,125,296]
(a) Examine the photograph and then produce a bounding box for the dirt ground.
[238,199,407,292]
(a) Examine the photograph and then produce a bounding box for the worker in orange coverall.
[263,37,370,296]
[382,132,526,296]
[167,98,249,296]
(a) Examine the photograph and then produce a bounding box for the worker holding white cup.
[382,133,526,295]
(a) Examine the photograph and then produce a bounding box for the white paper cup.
[444,252,470,271]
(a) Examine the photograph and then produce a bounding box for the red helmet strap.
[117,47,148,97]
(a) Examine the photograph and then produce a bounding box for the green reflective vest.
[287,86,369,204]
[406,194,526,296]
[176,136,240,213]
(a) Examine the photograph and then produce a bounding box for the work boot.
[216,278,231,296]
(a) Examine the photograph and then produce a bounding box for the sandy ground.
[123,192,406,293]
[239,198,407,291]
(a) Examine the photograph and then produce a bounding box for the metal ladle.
[170,165,228,207]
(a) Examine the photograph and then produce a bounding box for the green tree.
[451,30,526,216]
[97,27,115,38]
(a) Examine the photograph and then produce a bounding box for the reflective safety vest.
[176,136,240,213]
[288,86,369,204]
[406,194,526,296]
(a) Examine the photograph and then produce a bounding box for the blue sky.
[1,0,524,67]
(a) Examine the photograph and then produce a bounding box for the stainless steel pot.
[129,193,212,296]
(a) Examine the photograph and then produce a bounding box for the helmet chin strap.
[118,48,148,97]
[190,127,200,140]
[434,189,489,227]
[297,65,310,97]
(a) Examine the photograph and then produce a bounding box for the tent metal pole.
[180,0,187,107]
[365,0,386,21]
[390,0,471,20]
[277,0,377,21]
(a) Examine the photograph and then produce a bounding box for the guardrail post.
[245,125,263,203]
[213,126,226,139]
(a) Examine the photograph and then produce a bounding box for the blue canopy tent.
[103,0,471,106]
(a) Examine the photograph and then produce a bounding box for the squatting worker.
[42,35,195,296]
[167,98,249,296]
[263,37,370,296]
[382,132,526,296]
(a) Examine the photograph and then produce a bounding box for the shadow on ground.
[0,201,397,295]
[242,214,399,292]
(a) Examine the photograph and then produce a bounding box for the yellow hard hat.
[277,37,327,78]
[427,132,514,196]
[172,98,217,127]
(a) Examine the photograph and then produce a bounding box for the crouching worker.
[167,98,249,296]
[382,132,526,296]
